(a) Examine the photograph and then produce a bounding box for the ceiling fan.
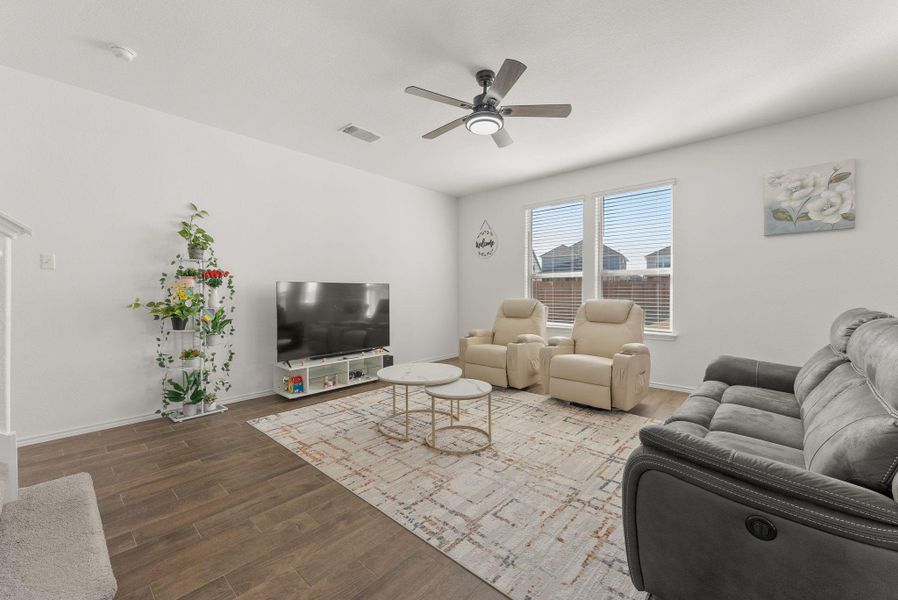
[405,58,572,148]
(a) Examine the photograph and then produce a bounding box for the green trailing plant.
[178,203,214,250]
[162,369,205,413]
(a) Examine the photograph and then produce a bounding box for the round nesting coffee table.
[424,378,492,455]
[376,363,462,442]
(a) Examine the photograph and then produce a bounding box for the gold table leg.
[488,391,492,442]
[378,385,455,443]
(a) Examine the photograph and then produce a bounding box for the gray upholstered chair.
[539,299,650,410]
[459,298,547,389]
[623,308,898,600]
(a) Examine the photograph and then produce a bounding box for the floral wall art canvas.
[764,159,855,235]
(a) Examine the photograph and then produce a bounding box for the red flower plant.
[202,269,231,288]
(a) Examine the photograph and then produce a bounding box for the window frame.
[524,195,586,329]
[595,179,675,334]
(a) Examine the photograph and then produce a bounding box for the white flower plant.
[765,161,855,234]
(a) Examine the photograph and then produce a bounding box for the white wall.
[458,96,898,390]
[0,66,458,443]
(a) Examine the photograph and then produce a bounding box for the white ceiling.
[2,1,898,197]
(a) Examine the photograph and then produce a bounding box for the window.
[526,199,584,325]
[598,185,673,332]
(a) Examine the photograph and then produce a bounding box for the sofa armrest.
[467,328,493,338]
[703,355,800,393]
[612,345,651,410]
[539,342,573,391]
[620,342,649,355]
[623,439,898,598]
[458,334,492,368]
[638,424,898,525]
[507,336,546,388]
[547,336,574,348]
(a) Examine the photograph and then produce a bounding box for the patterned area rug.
[249,386,653,600]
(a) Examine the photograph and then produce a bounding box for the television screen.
[276,281,390,362]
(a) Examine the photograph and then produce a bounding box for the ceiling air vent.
[340,124,381,143]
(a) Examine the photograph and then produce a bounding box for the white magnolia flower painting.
[764,159,855,235]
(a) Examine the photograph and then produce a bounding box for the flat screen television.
[276,281,390,362]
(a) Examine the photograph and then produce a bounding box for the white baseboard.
[0,431,17,503]
[650,381,695,394]
[17,389,275,447]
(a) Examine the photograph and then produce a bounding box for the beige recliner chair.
[459,298,547,389]
[539,299,650,410]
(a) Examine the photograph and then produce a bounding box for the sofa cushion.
[465,344,507,369]
[829,307,891,354]
[793,309,898,493]
[550,354,613,386]
[584,299,634,324]
[666,380,804,465]
[704,431,806,468]
[709,404,804,449]
[794,345,848,405]
[720,385,800,418]
[572,300,644,359]
[493,299,545,346]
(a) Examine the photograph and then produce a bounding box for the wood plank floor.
[18,362,686,600]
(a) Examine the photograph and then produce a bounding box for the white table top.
[425,378,492,400]
[377,362,462,386]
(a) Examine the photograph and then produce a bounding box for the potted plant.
[202,268,231,308]
[203,392,218,411]
[180,348,203,369]
[178,203,214,260]
[164,370,204,417]
[175,266,201,289]
[201,307,232,346]
[128,282,202,330]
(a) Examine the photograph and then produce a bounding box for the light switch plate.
[40,253,56,270]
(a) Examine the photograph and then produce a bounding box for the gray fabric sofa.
[623,308,898,600]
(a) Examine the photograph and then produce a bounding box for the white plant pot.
[180,276,197,289]
[204,401,218,411]
[182,403,200,417]
[182,358,201,370]
[208,287,222,308]
[206,334,221,347]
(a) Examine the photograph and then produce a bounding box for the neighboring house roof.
[645,245,671,268]
[538,240,627,272]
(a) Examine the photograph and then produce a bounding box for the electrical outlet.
[40,253,56,270]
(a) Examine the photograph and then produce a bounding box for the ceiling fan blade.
[491,128,513,148]
[405,86,473,109]
[486,59,527,104]
[502,104,572,118]
[422,117,466,139]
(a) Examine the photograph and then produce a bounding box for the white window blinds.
[599,185,673,332]
[527,199,584,325]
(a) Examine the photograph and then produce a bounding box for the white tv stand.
[273,349,393,400]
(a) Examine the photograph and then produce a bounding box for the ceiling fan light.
[465,112,503,135]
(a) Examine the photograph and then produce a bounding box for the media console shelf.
[273,350,393,399]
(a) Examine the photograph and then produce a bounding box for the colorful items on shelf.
[283,375,304,394]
